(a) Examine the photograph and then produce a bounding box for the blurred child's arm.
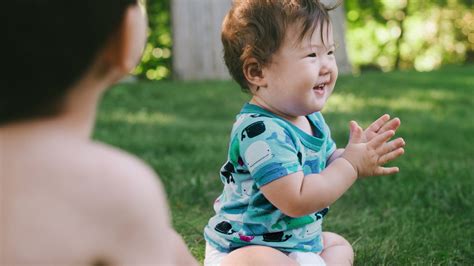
[261,121,405,217]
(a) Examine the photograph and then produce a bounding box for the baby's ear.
[243,58,267,91]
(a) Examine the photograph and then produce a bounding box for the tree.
[331,4,353,74]
[171,0,230,80]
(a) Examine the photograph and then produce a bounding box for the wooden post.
[171,0,351,80]
[172,0,231,80]
[330,5,352,74]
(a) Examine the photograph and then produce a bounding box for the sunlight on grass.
[423,89,458,101]
[366,97,434,111]
[100,110,177,125]
[325,94,365,113]
[326,88,456,113]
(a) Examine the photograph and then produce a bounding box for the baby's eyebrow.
[305,43,336,50]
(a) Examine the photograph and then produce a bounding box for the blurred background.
[133,0,473,81]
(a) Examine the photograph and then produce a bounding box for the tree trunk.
[172,0,231,80]
[330,4,352,74]
[395,0,408,69]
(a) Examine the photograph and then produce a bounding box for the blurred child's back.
[2,125,178,264]
[1,0,197,264]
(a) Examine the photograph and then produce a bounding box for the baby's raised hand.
[362,114,401,143]
[342,121,405,178]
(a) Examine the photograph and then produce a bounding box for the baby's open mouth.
[313,81,329,96]
[314,83,325,90]
[313,82,328,91]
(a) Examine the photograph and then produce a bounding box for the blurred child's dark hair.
[1,0,139,124]
[222,0,339,91]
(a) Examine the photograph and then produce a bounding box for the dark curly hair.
[1,0,139,125]
[221,0,339,91]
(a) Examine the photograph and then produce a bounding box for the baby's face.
[258,21,338,118]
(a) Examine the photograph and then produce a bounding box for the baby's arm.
[261,120,405,217]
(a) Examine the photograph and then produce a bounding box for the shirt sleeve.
[313,112,337,160]
[238,118,302,188]
[325,126,337,159]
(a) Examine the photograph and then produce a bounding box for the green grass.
[95,64,474,264]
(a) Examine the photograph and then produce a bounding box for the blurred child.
[204,0,405,265]
[1,0,197,265]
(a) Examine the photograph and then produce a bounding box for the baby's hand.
[362,114,401,143]
[342,121,405,178]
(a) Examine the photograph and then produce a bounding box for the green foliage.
[95,64,474,263]
[135,1,473,79]
[133,0,172,80]
[345,0,473,72]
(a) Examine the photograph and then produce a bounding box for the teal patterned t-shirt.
[204,103,337,253]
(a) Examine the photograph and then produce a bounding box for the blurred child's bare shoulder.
[49,138,170,224]
[86,140,158,181]
[2,133,174,263]
[78,140,167,207]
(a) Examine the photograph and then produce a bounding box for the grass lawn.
[95,64,474,264]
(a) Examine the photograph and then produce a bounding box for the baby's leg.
[221,245,298,266]
[320,232,354,265]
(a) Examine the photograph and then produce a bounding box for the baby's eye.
[307,53,317,58]
[327,50,335,55]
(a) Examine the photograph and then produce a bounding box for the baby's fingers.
[367,114,390,133]
[368,130,395,149]
[378,147,405,165]
[375,166,400,176]
[378,117,401,135]
[378,137,405,155]
[349,121,363,144]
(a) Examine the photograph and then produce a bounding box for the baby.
[204,1,405,265]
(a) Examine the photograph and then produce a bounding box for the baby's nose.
[319,63,330,76]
